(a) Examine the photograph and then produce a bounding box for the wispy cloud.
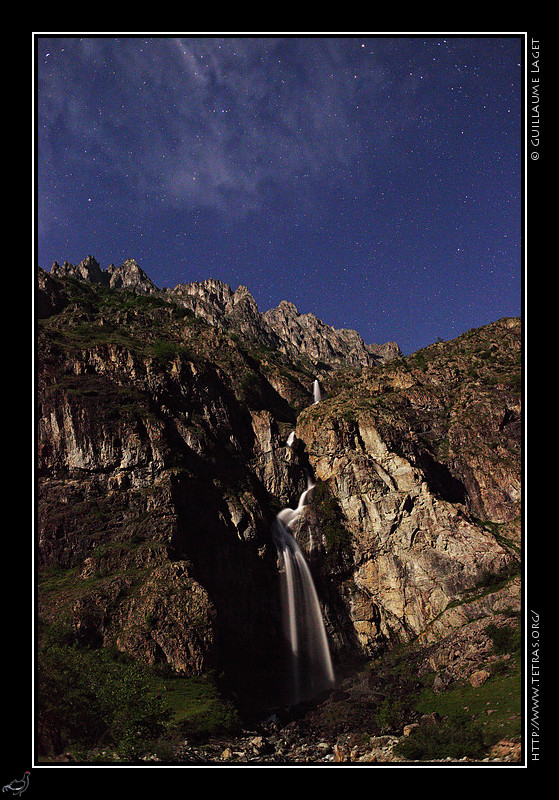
[38,36,390,216]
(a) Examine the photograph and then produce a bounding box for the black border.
[26,32,534,789]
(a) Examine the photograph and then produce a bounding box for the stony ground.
[50,681,522,766]
[39,615,523,768]
[166,724,521,765]
[47,617,523,767]
[52,723,521,765]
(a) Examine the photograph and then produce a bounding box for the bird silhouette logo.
[2,773,30,797]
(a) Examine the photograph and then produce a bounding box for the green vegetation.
[39,277,204,363]
[396,712,488,760]
[53,374,154,424]
[239,370,263,408]
[392,621,522,760]
[409,351,428,371]
[339,408,357,424]
[150,674,240,741]
[150,337,196,366]
[420,569,521,642]
[37,634,241,761]
[485,621,521,655]
[310,621,523,761]
[396,651,522,760]
[38,641,170,760]
[477,518,521,556]
[313,481,352,569]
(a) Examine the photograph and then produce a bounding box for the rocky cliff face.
[295,319,521,654]
[36,256,521,713]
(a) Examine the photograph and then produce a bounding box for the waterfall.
[313,379,322,404]
[272,476,335,706]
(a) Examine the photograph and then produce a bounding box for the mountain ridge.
[43,255,402,370]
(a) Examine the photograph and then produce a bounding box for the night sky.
[35,34,523,355]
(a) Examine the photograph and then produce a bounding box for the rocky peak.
[233,285,258,312]
[45,255,402,367]
[263,300,401,370]
[105,258,158,294]
[369,340,402,361]
[37,266,68,318]
[274,300,300,317]
[51,255,105,284]
[50,255,157,294]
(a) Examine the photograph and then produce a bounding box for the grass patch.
[396,650,522,760]
[150,337,192,365]
[416,657,521,733]
[151,673,241,741]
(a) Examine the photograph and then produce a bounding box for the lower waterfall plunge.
[272,422,335,706]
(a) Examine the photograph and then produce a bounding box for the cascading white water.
[313,379,322,404]
[272,470,335,706]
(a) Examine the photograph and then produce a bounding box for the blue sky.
[36,34,523,354]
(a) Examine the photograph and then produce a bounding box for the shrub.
[239,371,263,408]
[411,352,428,371]
[485,622,521,655]
[339,408,357,424]
[151,338,179,364]
[313,482,352,568]
[395,712,486,760]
